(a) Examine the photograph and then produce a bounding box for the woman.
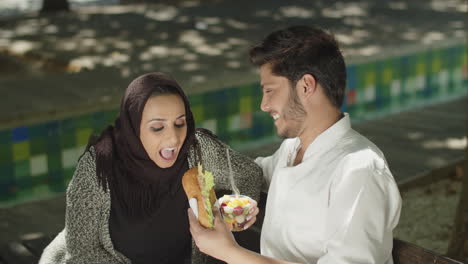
[39,72,263,264]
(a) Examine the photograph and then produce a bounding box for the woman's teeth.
[272,114,280,121]
[160,147,176,160]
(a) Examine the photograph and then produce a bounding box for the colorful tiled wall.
[0,44,466,206]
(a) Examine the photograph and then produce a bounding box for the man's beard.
[277,89,306,138]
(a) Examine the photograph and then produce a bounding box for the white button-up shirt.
[255,113,401,264]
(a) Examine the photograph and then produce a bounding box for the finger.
[212,206,223,224]
[188,208,203,232]
[248,198,258,207]
[189,198,199,219]
[243,217,256,230]
[246,207,259,221]
[225,222,233,231]
[248,203,258,214]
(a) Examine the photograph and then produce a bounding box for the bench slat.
[22,236,53,257]
[0,241,38,264]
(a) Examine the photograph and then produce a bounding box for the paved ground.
[0,0,466,128]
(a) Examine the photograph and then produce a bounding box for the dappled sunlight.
[426,156,451,167]
[20,232,45,240]
[7,40,38,54]
[421,31,446,44]
[322,2,368,18]
[14,18,49,36]
[226,60,241,69]
[70,51,129,70]
[406,132,424,140]
[79,4,142,15]
[225,19,249,30]
[139,45,169,60]
[145,6,178,21]
[422,137,467,150]
[388,2,408,10]
[278,6,315,19]
[430,0,467,12]
[179,30,227,56]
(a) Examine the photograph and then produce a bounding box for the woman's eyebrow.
[147,114,185,123]
[147,118,166,123]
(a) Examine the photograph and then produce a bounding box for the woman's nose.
[164,128,180,146]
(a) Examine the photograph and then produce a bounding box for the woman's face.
[139,94,187,168]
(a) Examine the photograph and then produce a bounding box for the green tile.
[47,153,62,172]
[188,93,204,106]
[217,118,229,141]
[60,132,76,149]
[75,114,93,130]
[239,83,255,97]
[0,143,12,165]
[63,168,75,180]
[30,138,46,156]
[0,164,14,195]
[14,160,30,179]
[61,118,76,132]
[92,111,108,131]
[381,60,393,85]
[0,129,11,145]
[192,105,204,123]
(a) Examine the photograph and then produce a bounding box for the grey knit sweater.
[39,130,263,264]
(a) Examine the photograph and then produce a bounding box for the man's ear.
[300,74,317,97]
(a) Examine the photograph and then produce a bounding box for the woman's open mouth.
[159,147,178,161]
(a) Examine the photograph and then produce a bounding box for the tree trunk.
[447,145,468,262]
[41,0,70,13]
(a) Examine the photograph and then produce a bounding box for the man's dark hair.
[249,25,347,108]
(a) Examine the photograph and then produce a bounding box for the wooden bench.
[392,239,463,264]
[0,230,463,264]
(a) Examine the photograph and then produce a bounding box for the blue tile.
[346,65,357,91]
[61,118,76,132]
[12,127,28,142]
[45,121,60,136]
[29,123,48,139]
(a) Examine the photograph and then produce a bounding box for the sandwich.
[182,163,217,228]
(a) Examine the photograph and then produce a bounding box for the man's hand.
[188,206,239,262]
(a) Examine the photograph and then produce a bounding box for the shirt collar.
[302,112,351,160]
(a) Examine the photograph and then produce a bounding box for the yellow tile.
[13,141,30,161]
[432,59,441,73]
[416,62,425,75]
[76,128,93,147]
[240,96,252,114]
[383,68,392,84]
[365,72,376,86]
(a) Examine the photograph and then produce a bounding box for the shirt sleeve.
[318,159,402,264]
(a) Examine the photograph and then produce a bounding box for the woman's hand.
[188,206,239,262]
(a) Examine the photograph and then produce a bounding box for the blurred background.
[0,0,466,263]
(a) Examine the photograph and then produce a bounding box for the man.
[188,25,402,264]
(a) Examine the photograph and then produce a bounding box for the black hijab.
[88,72,196,217]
